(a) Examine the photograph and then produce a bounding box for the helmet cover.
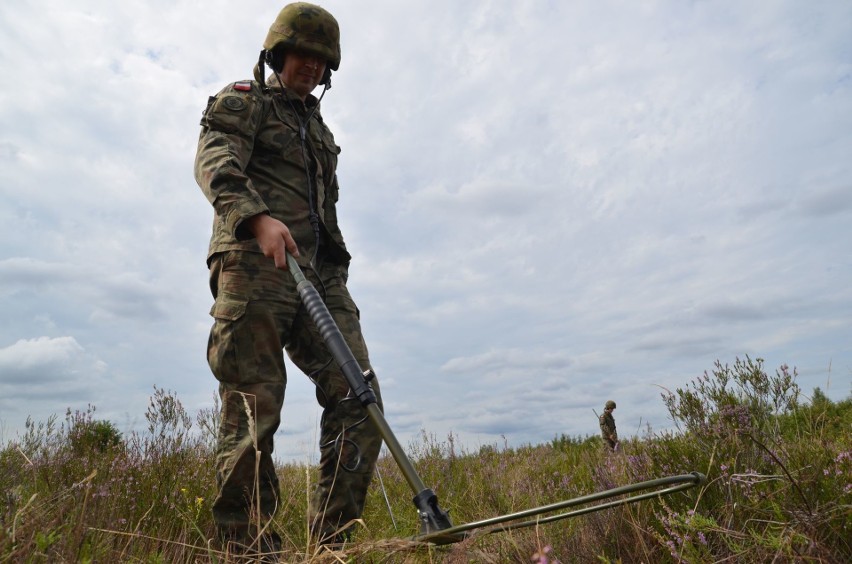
[264,2,340,70]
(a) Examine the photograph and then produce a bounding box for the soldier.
[194,2,383,553]
[599,400,618,450]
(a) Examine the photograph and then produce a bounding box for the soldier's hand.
[245,213,300,269]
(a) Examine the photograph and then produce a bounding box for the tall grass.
[1,358,849,562]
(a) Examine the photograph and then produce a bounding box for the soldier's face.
[280,50,327,99]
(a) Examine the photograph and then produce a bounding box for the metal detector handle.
[285,253,376,406]
[285,253,455,535]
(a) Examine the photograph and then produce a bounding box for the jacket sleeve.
[194,85,268,241]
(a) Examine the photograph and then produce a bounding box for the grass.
[1,357,850,562]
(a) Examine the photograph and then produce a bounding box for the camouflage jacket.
[194,74,350,267]
[599,411,617,440]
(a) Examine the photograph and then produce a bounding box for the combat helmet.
[605,400,616,410]
[254,3,340,85]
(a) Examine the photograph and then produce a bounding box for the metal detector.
[287,254,706,544]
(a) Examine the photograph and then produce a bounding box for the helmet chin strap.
[254,49,268,85]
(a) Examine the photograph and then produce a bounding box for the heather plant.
[651,502,716,562]
[661,356,800,441]
[1,360,850,562]
[0,387,219,562]
[653,357,849,561]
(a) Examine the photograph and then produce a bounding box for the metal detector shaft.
[286,254,453,534]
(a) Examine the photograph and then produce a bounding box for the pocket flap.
[209,294,247,321]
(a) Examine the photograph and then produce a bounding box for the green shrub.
[67,414,123,455]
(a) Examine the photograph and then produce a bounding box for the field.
[1,357,849,562]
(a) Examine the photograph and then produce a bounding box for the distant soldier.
[599,400,618,450]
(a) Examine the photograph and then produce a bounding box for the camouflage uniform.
[194,69,383,542]
[599,401,617,450]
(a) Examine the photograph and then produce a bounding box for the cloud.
[442,348,572,373]
[1,0,850,461]
[0,336,112,427]
[0,336,103,380]
[0,258,172,323]
[795,185,852,218]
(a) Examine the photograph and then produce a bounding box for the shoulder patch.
[234,81,252,92]
[222,96,247,111]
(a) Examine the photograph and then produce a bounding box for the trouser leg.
[308,376,383,539]
[206,252,292,539]
[212,382,283,537]
[286,262,384,540]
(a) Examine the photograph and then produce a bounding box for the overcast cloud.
[1,0,850,463]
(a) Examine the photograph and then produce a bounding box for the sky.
[1,0,850,465]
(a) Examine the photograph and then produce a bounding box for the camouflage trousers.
[601,430,618,451]
[206,250,383,542]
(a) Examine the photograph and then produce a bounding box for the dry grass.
[1,360,850,562]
